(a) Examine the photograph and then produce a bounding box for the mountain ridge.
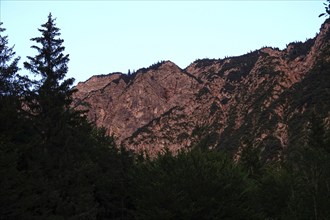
[73,19,330,157]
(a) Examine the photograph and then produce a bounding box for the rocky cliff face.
[74,20,330,157]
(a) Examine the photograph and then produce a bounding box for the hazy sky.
[0,1,326,83]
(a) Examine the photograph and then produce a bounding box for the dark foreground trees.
[0,14,132,219]
[128,118,330,220]
[129,149,260,220]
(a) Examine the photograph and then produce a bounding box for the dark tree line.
[1,13,330,219]
[0,14,132,219]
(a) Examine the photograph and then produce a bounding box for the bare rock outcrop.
[73,20,330,157]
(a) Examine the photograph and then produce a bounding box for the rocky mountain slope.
[73,20,330,157]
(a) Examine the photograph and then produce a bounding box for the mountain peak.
[74,20,330,157]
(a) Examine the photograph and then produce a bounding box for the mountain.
[73,20,330,157]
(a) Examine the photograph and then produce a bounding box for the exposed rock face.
[73,20,330,157]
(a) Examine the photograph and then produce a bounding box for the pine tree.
[18,14,133,219]
[319,0,330,18]
[238,137,264,178]
[0,22,21,96]
[24,13,79,144]
[0,21,33,133]
[284,114,330,219]
[0,22,31,219]
[0,22,20,135]
[20,13,98,218]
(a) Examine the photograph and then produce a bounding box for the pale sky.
[0,1,326,84]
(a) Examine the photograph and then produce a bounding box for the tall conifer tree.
[0,22,24,137]
[0,22,21,96]
[18,14,130,219]
[24,13,79,143]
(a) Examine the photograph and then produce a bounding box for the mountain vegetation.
[1,11,330,220]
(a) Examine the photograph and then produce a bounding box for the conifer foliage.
[0,22,22,136]
[24,13,77,142]
[0,21,23,218]
[319,0,330,18]
[1,14,132,219]
[0,22,21,96]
